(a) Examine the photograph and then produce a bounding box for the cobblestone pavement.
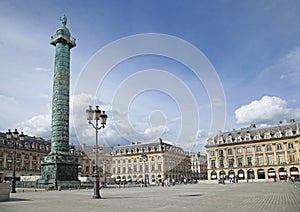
[1,182,299,212]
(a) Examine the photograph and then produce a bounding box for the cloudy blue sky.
[1,0,300,152]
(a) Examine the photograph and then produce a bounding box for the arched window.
[257,169,265,179]
[211,171,217,180]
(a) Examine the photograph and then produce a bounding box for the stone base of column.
[39,155,80,189]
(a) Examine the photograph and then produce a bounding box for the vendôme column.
[39,16,80,188]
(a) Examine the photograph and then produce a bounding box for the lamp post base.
[93,179,101,199]
[11,180,16,193]
[93,195,101,199]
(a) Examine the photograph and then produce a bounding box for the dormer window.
[254,134,261,140]
[275,131,282,138]
[245,134,251,141]
[285,128,293,136]
[264,131,271,139]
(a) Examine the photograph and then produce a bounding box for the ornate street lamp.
[86,105,107,199]
[141,154,148,187]
[6,129,25,193]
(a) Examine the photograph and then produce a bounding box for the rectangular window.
[228,158,234,167]
[277,144,283,150]
[278,154,284,163]
[227,149,233,155]
[267,155,273,165]
[158,164,162,172]
[210,151,215,156]
[237,158,243,167]
[288,143,294,149]
[246,147,252,153]
[139,165,143,172]
[257,155,263,166]
[211,160,216,169]
[237,147,242,154]
[289,154,295,162]
[256,146,262,152]
[219,159,224,168]
[266,145,272,151]
[219,150,224,156]
[247,157,252,166]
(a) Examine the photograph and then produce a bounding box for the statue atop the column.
[60,15,67,26]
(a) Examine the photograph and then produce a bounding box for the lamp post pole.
[86,105,108,199]
[103,158,107,188]
[6,129,25,193]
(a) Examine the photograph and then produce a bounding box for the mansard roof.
[113,139,186,155]
[207,120,300,146]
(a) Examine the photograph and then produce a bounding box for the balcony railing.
[51,33,76,43]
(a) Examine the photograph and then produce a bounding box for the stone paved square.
[1,182,299,212]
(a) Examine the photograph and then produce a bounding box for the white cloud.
[17,114,51,138]
[144,125,169,139]
[235,96,300,125]
[35,67,51,72]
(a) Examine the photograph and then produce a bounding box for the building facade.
[110,139,190,184]
[206,120,300,182]
[0,132,50,183]
[190,152,207,180]
[77,145,113,186]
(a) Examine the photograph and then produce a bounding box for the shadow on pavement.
[178,194,203,197]
[8,198,33,202]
